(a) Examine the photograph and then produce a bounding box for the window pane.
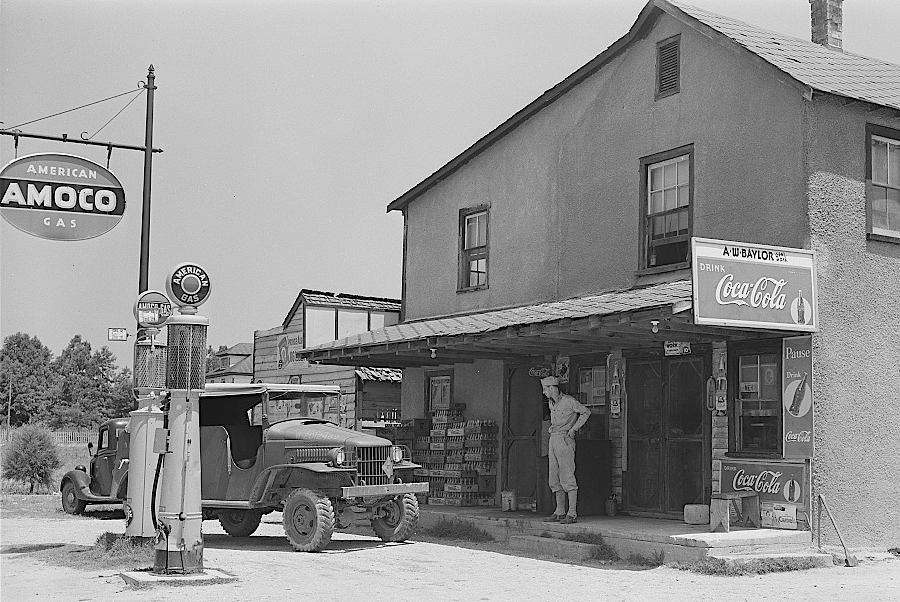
[650,166,663,191]
[477,214,487,245]
[887,189,900,231]
[677,157,688,183]
[889,142,900,187]
[651,191,664,214]
[337,309,369,340]
[664,162,677,188]
[664,187,677,211]
[465,218,477,249]
[678,209,689,234]
[665,213,677,236]
[677,184,689,208]
[305,306,336,347]
[873,138,888,184]
[652,215,666,239]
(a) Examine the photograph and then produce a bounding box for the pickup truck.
[60,383,428,551]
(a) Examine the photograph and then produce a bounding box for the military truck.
[60,383,428,551]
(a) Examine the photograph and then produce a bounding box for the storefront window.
[734,351,781,453]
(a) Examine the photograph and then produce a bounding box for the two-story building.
[301,0,899,549]
[205,342,254,384]
[255,289,402,428]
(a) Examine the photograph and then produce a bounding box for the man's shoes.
[542,514,562,522]
[560,515,577,524]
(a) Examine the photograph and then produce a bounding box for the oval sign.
[133,290,173,328]
[166,262,211,307]
[0,153,126,241]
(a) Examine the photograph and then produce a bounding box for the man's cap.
[540,376,560,387]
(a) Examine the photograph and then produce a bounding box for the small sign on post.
[108,328,129,341]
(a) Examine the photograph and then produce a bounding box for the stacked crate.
[429,415,498,507]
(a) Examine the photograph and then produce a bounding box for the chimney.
[809,0,843,51]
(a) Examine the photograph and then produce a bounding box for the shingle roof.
[282,289,401,328]
[223,342,253,356]
[355,367,403,382]
[670,1,900,111]
[306,279,692,352]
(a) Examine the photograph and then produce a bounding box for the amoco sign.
[691,237,817,332]
[0,153,126,241]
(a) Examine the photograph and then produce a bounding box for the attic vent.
[656,37,680,99]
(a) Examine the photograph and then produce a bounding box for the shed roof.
[388,0,900,213]
[282,289,401,328]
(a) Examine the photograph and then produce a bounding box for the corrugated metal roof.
[670,1,900,111]
[355,367,403,382]
[308,279,692,352]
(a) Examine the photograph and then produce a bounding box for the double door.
[625,355,710,516]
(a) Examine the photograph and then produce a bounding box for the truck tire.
[61,480,87,515]
[371,493,419,542]
[219,509,262,537]
[283,489,334,552]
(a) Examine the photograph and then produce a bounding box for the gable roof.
[282,289,401,328]
[220,342,253,356]
[387,0,900,213]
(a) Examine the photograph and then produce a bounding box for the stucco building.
[302,0,900,549]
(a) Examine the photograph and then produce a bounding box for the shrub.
[420,518,494,542]
[1,424,61,493]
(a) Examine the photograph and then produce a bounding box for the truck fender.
[248,463,354,505]
[61,468,93,500]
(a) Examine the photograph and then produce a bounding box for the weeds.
[419,518,494,542]
[557,531,620,562]
[84,532,155,569]
[628,549,666,567]
[671,556,823,576]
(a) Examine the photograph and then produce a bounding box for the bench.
[710,491,761,532]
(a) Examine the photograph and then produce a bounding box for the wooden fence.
[0,427,95,446]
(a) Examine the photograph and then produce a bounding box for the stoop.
[508,535,599,561]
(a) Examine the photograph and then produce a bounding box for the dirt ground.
[1,496,898,602]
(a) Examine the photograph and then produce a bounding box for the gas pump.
[125,291,171,539]
[152,262,212,574]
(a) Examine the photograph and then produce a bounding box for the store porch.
[418,505,829,565]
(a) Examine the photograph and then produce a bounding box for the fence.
[0,427,96,446]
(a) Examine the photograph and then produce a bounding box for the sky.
[2,0,900,371]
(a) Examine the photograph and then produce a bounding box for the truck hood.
[266,419,392,448]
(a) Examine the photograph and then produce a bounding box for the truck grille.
[347,446,391,485]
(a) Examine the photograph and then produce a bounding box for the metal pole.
[139,65,156,294]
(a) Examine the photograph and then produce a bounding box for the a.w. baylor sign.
[0,153,126,241]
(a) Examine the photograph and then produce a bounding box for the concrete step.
[507,535,600,562]
[707,550,834,569]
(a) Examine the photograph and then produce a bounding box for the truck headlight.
[390,446,404,463]
[328,447,345,466]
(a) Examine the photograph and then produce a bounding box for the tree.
[103,366,136,421]
[0,333,60,426]
[50,335,122,428]
[1,423,61,493]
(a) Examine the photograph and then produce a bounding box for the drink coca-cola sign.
[783,336,814,459]
[720,460,806,505]
[691,238,817,332]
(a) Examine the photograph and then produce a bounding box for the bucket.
[605,497,618,517]
[501,490,518,511]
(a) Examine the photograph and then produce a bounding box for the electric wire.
[5,87,144,130]
[83,89,145,140]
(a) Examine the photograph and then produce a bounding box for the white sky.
[2,0,899,370]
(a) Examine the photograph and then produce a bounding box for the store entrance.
[503,366,544,510]
[624,355,710,516]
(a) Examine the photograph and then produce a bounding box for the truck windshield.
[249,392,341,425]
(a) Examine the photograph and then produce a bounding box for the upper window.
[459,207,489,291]
[656,36,680,99]
[641,146,693,270]
[867,125,900,242]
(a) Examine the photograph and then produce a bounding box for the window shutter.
[657,40,680,96]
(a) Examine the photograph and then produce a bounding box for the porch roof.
[299,279,781,368]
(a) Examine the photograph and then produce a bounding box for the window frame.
[655,35,681,100]
[866,123,900,243]
[458,206,490,292]
[727,340,783,458]
[638,145,694,273]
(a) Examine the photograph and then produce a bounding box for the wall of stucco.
[805,97,900,548]
[400,361,505,424]
[402,13,809,321]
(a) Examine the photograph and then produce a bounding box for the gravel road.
[1,499,898,602]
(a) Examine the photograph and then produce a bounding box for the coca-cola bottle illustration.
[796,290,805,324]
[789,372,808,416]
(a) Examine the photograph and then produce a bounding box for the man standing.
[541,375,591,524]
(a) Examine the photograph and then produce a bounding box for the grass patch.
[418,518,494,542]
[671,556,823,576]
[627,549,666,567]
[87,532,156,569]
[555,531,620,562]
